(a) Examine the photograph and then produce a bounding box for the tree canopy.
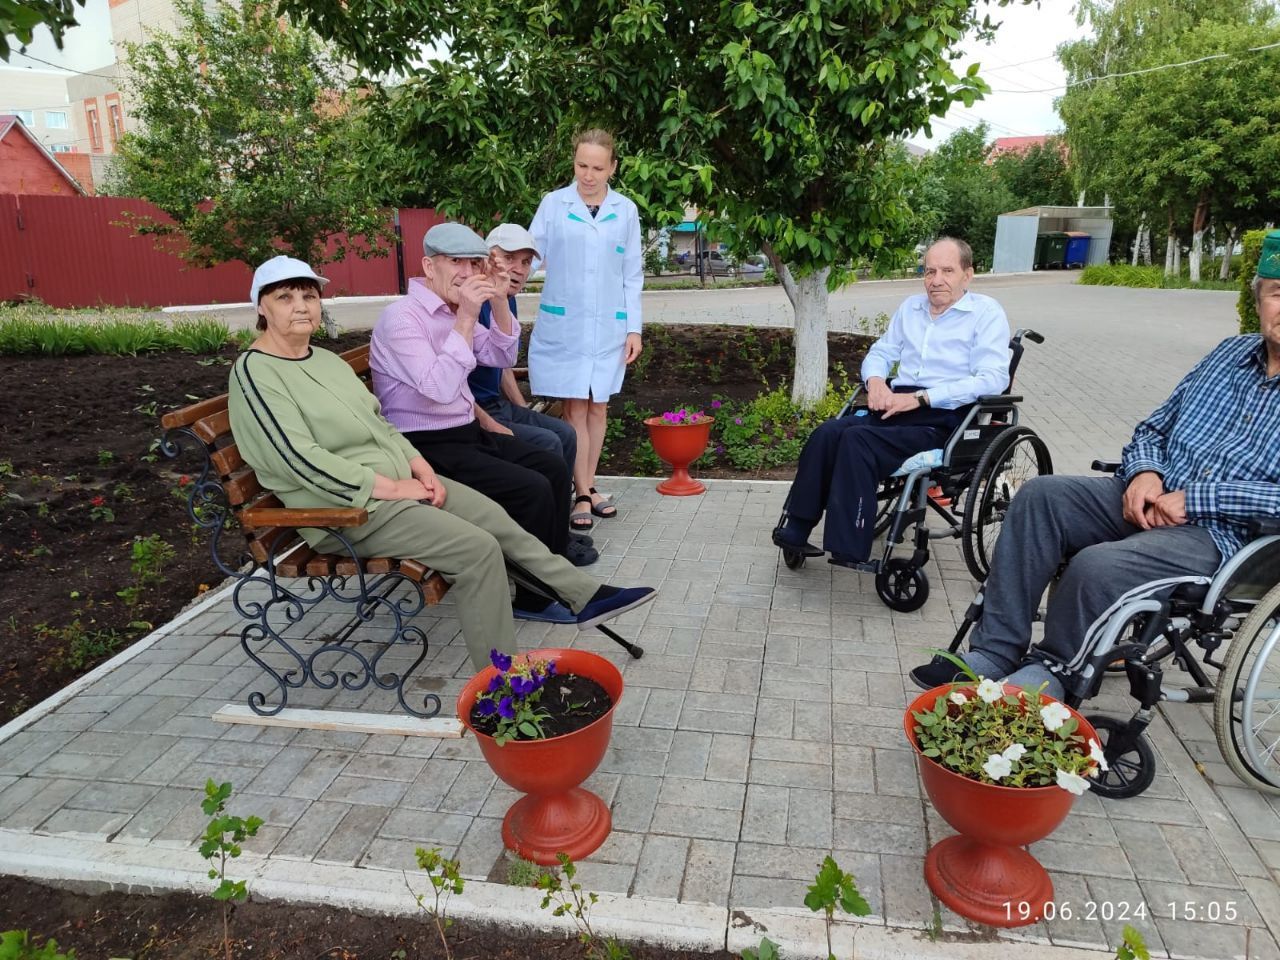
[108,0,391,271]
[0,0,87,61]
[282,0,1025,405]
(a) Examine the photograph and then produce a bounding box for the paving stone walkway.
[4,283,1276,959]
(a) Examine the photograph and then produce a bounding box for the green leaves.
[1116,924,1152,960]
[0,930,75,960]
[805,855,872,921]
[198,780,262,906]
[740,937,779,960]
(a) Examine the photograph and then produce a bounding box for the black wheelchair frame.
[946,460,1280,799]
[776,328,1052,612]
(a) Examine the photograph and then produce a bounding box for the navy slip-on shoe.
[513,601,576,625]
[771,525,824,558]
[575,586,656,631]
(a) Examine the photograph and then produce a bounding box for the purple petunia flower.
[498,696,515,719]
[475,699,497,716]
[487,675,504,693]
[715,444,725,454]
[490,649,512,672]
[734,417,743,426]
[711,400,722,409]
[511,675,534,698]
[546,660,557,676]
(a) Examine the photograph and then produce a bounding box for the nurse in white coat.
[528,128,644,530]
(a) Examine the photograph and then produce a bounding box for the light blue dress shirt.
[859,290,1012,410]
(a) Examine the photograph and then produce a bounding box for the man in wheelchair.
[912,232,1280,704]
[771,237,1011,568]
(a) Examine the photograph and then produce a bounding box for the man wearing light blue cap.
[913,231,1280,699]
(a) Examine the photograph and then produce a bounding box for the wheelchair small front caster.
[1086,714,1156,799]
[875,558,929,612]
[781,548,806,570]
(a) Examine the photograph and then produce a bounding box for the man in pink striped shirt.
[372,223,594,622]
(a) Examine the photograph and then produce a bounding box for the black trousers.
[403,421,571,557]
[787,386,965,562]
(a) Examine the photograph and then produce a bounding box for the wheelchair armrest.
[1091,459,1121,474]
[977,394,1021,405]
[1248,517,1280,538]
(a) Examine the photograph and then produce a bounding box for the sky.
[5,0,1089,150]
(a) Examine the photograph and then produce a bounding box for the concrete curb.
[0,830,1123,958]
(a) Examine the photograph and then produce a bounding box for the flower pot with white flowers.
[904,665,1103,928]
[457,648,622,865]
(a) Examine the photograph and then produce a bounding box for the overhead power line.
[989,39,1280,93]
[11,50,118,80]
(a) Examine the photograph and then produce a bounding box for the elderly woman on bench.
[226,255,655,671]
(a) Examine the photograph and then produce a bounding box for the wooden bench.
[160,343,452,722]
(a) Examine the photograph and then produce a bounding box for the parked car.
[688,250,735,277]
[739,255,768,277]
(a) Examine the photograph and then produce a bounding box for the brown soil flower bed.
[0,324,869,721]
[1,876,738,959]
[470,673,611,740]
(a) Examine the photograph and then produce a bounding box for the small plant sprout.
[87,496,114,523]
[1115,925,1151,960]
[740,937,780,960]
[804,856,871,960]
[0,930,76,958]
[407,847,464,960]
[535,853,631,960]
[199,780,263,960]
[96,449,115,466]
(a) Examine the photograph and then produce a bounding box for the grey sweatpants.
[964,475,1221,697]
[311,478,600,670]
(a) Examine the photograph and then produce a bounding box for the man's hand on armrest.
[865,377,893,411]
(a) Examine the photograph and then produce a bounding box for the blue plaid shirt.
[1118,335,1280,559]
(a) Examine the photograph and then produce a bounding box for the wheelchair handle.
[1015,328,1045,345]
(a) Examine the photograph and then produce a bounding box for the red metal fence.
[0,194,446,308]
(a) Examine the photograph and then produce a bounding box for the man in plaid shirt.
[912,231,1280,700]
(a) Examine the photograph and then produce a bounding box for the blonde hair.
[573,128,616,162]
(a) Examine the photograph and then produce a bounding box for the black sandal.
[589,487,618,519]
[571,494,595,531]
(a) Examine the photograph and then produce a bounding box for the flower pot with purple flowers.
[644,406,715,496]
[458,648,622,865]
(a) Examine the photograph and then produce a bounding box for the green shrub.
[171,316,232,353]
[0,929,75,958]
[1238,229,1268,335]
[1079,263,1236,292]
[715,371,854,471]
[80,318,169,355]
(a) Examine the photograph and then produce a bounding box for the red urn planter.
[904,685,1098,928]
[644,415,714,496]
[457,648,622,866]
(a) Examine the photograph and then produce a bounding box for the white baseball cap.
[485,223,541,258]
[250,255,330,305]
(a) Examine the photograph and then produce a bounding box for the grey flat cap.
[423,222,489,258]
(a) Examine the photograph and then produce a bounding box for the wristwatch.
[914,390,930,408]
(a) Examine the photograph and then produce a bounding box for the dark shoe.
[828,553,877,573]
[910,655,968,690]
[513,601,575,624]
[576,585,656,630]
[564,539,599,566]
[588,487,618,519]
[570,531,594,547]
[571,494,594,532]
[771,525,823,557]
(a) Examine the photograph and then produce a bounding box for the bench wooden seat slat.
[275,545,317,578]
[193,409,232,444]
[224,466,263,506]
[210,443,245,477]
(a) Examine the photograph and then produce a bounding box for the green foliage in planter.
[0,930,75,959]
[1239,229,1268,335]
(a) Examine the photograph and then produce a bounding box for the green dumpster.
[1035,232,1068,269]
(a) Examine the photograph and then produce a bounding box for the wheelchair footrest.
[828,557,878,574]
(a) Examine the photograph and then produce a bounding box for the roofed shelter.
[992,205,1113,274]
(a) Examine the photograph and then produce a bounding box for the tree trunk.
[1220,227,1237,281]
[321,303,338,339]
[1188,194,1210,284]
[1131,214,1146,266]
[763,244,831,409]
[1164,210,1177,277]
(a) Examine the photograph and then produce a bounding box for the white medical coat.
[527,184,644,400]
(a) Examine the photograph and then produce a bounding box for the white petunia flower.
[1088,738,1109,773]
[948,691,969,706]
[983,753,1014,781]
[976,678,1004,704]
[1040,701,1071,732]
[1055,768,1091,795]
[1001,743,1027,763]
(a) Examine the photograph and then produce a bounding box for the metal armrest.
[977,394,1021,405]
[1091,459,1121,474]
[1248,517,1280,538]
[240,506,369,530]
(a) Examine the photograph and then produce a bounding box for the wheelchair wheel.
[875,558,929,612]
[961,426,1052,583]
[1086,715,1156,799]
[1213,581,1280,794]
[782,548,806,570]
